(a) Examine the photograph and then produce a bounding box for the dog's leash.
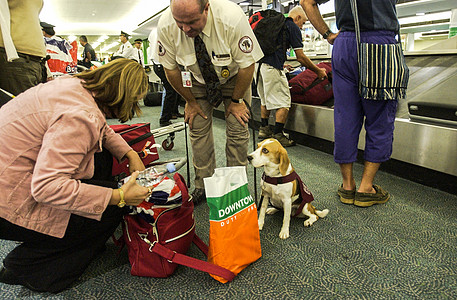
[243,99,258,205]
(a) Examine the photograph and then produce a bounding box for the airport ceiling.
[38,0,456,54]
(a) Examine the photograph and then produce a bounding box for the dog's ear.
[279,147,290,175]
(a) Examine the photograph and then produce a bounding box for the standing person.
[0,0,47,105]
[300,0,400,207]
[256,6,327,147]
[155,0,263,204]
[133,38,144,66]
[0,59,151,293]
[79,35,96,68]
[110,31,134,61]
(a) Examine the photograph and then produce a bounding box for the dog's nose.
[247,155,253,161]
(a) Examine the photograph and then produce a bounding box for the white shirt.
[133,47,143,65]
[155,0,263,85]
[113,41,134,59]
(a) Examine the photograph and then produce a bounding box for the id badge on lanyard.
[181,71,192,87]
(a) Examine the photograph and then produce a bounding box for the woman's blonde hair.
[74,58,148,122]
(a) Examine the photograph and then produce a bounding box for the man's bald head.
[288,6,308,28]
[170,0,210,38]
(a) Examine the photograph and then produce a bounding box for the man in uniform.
[110,31,134,61]
[0,0,46,105]
[155,0,263,204]
[133,38,144,66]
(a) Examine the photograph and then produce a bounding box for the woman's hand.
[124,150,145,173]
[110,171,151,206]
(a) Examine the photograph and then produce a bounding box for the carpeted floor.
[1,104,457,299]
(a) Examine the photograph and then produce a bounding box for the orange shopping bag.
[203,166,262,283]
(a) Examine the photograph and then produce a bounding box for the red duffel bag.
[289,62,333,105]
[115,173,235,281]
[110,123,159,177]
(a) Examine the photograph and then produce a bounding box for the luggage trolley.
[110,122,190,187]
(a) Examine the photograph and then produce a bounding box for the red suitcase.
[289,62,333,105]
[110,123,159,177]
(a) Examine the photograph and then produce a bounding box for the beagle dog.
[247,138,329,239]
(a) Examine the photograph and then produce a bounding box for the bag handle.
[150,238,236,282]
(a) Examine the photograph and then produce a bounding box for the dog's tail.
[316,209,329,219]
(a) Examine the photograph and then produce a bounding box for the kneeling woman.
[0,59,151,292]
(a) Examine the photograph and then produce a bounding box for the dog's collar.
[262,171,314,217]
[262,171,298,185]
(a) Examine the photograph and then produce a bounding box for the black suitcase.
[144,91,163,107]
[408,101,457,125]
[407,73,457,126]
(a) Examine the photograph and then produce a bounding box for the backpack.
[249,10,287,57]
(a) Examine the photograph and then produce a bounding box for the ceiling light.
[101,42,120,52]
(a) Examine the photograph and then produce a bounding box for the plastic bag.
[204,166,262,283]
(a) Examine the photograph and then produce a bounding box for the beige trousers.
[190,76,251,189]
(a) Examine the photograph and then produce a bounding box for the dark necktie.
[138,50,142,66]
[194,35,222,107]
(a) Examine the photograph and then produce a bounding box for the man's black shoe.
[159,120,172,127]
[191,188,206,205]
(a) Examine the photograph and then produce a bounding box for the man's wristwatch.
[322,30,333,40]
[231,98,244,104]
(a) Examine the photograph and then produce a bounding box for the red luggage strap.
[262,171,314,217]
[148,235,235,282]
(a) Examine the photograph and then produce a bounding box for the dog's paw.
[266,207,278,215]
[303,219,313,227]
[279,228,289,239]
[303,215,317,227]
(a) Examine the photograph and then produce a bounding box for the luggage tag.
[181,71,192,87]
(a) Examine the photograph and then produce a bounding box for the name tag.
[212,51,231,63]
[181,71,192,87]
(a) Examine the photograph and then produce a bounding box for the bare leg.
[339,163,356,191]
[358,161,380,193]
[275,107,288,124]
[260,105,270,119]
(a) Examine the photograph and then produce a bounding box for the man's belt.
[0,47,44,62]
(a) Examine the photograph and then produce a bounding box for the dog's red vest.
[261,171,314,217]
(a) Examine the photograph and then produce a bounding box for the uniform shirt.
[317,0,399,32]
[113,41,135,59]
[0,76,132,238]
[133,47,143,65]
[156,0,263,85]
[262,18,303,70]
[0,0,46,57]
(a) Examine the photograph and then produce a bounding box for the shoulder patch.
[238,36,253,53]
[157,41,166,56]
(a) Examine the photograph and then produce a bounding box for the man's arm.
[226,63,254,126]
[294,49,327,80]
[300,0,338,45]
[164,67,207,129]
[85,50,92,62]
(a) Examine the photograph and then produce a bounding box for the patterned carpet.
[1,104,457,299]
